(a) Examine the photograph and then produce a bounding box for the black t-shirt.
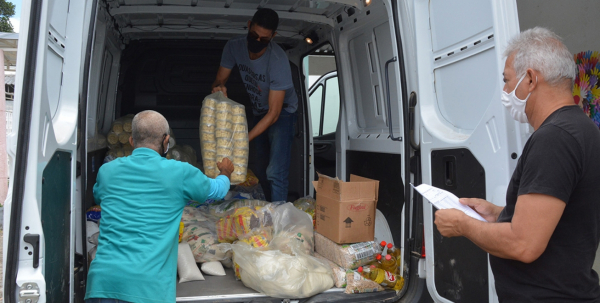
[489,106,600,302]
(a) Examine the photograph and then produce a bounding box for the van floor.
[176,268,351,302]
[176,268,260,299]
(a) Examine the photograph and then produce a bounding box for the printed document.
[411,183,487,222]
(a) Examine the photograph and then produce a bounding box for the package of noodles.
[199,92,249,184]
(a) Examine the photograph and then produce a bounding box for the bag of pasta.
[199,92,249,184]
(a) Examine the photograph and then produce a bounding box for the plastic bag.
[231,242,334,298]
[314,253,347,288]
[230,184,266,201]
[269,203,314,255]
[199,92,249,184]
[293,196,316,227]
[344,270,384,294]
[216,204,273,243]
[178,241,205,283]
[314,232,381,269]
[201,261,226,276]
[183,223,232,263]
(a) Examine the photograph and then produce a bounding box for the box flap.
[349,174,380,201]
[316,173,380,202]
[316,173,342,200]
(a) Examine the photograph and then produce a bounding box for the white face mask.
[501,73,532,123]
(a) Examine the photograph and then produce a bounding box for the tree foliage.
[0,0,15,33]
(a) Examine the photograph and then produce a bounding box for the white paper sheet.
[411,183,487,222]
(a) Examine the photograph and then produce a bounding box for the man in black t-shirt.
[434,27,600,302]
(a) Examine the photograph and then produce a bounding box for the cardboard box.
[313,173,379,244]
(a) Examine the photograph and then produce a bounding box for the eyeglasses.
[248,30,272,44]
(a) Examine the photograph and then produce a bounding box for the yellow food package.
[216,216,237,243]
[232,207,259,237]
[240,229,271,249]
[178,221,184,243]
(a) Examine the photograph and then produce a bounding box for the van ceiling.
[104,0,357,44]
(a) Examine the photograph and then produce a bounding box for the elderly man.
[434,27,600,301]
[85,110,233,303]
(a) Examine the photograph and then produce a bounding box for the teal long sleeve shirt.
[85,147,229,303]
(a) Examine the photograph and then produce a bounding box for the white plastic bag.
[178,241,205,283]
[269,202,314,255]
[199,92,249,184]
[201,261,226,276]
[231,242,334,298]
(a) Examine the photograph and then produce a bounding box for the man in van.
[211,8,298,202]
[85,110,233,303]
[434,27,600,301]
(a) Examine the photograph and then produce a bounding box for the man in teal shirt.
[85,110,233,303]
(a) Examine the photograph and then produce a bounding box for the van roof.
[105,0,354,44]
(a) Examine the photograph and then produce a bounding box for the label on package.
[385,271,396,282]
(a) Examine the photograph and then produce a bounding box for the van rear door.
[4,1,93,302]
[413,0,524,302]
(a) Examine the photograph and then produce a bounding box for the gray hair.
[504,27,575,88]
[131,110,170,149]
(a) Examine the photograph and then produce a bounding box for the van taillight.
[421,228,426,258]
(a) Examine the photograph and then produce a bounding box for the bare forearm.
[248,112,278,141]
[460,219,530,262]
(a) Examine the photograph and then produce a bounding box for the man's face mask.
[160,134,170,157]
[246,29,271,54]
[501,73,535,123]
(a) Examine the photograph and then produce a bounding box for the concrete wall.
[517,0,600,55]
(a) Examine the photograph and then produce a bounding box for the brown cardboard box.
[313,173,379,244]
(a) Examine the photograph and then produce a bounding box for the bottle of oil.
[386,243,401,269]
[368,253,383,268]
[379,241,387,255]
[387,243,401,259]
[381,254,398,274]
[358,265,404,290]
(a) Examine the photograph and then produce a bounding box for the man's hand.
[212,85,228,97]
[459,198,503,223]
[212,66,232,98]
[434,209,468,237]
[217,157,234,179]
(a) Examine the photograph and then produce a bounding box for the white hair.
[504,27,576,88]
[131,110,170,149]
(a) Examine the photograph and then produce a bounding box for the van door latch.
[19,282,40,303]
[23,234,40,268]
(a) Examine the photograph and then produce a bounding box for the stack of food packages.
[313,232,385,291]
[104,114,198,166]
[199,92,249,184]
[180,199,336,298]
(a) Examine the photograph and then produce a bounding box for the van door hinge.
[19,282,40,303]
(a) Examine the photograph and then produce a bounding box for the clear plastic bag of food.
[231,241,334,298]
[199,92,249,184]
[269,202,315,255]
[344,270,384,294]
[182,223,232,263]
[314,232,382,269]
[293,196,316,227]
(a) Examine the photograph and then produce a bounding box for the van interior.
[79,0,406,302]
[9,0,600,303]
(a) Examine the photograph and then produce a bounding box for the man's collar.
[132,147,161,156]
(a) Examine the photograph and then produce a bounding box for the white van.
[4,0,597,302]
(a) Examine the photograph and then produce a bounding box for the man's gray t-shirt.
[220,35,298,116]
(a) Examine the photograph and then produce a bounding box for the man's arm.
[212,66,232,97]
[247,89,285,141]
[435,193,565,263]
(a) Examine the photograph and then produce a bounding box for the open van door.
[4,1,95,302]
[413,0,525,302]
